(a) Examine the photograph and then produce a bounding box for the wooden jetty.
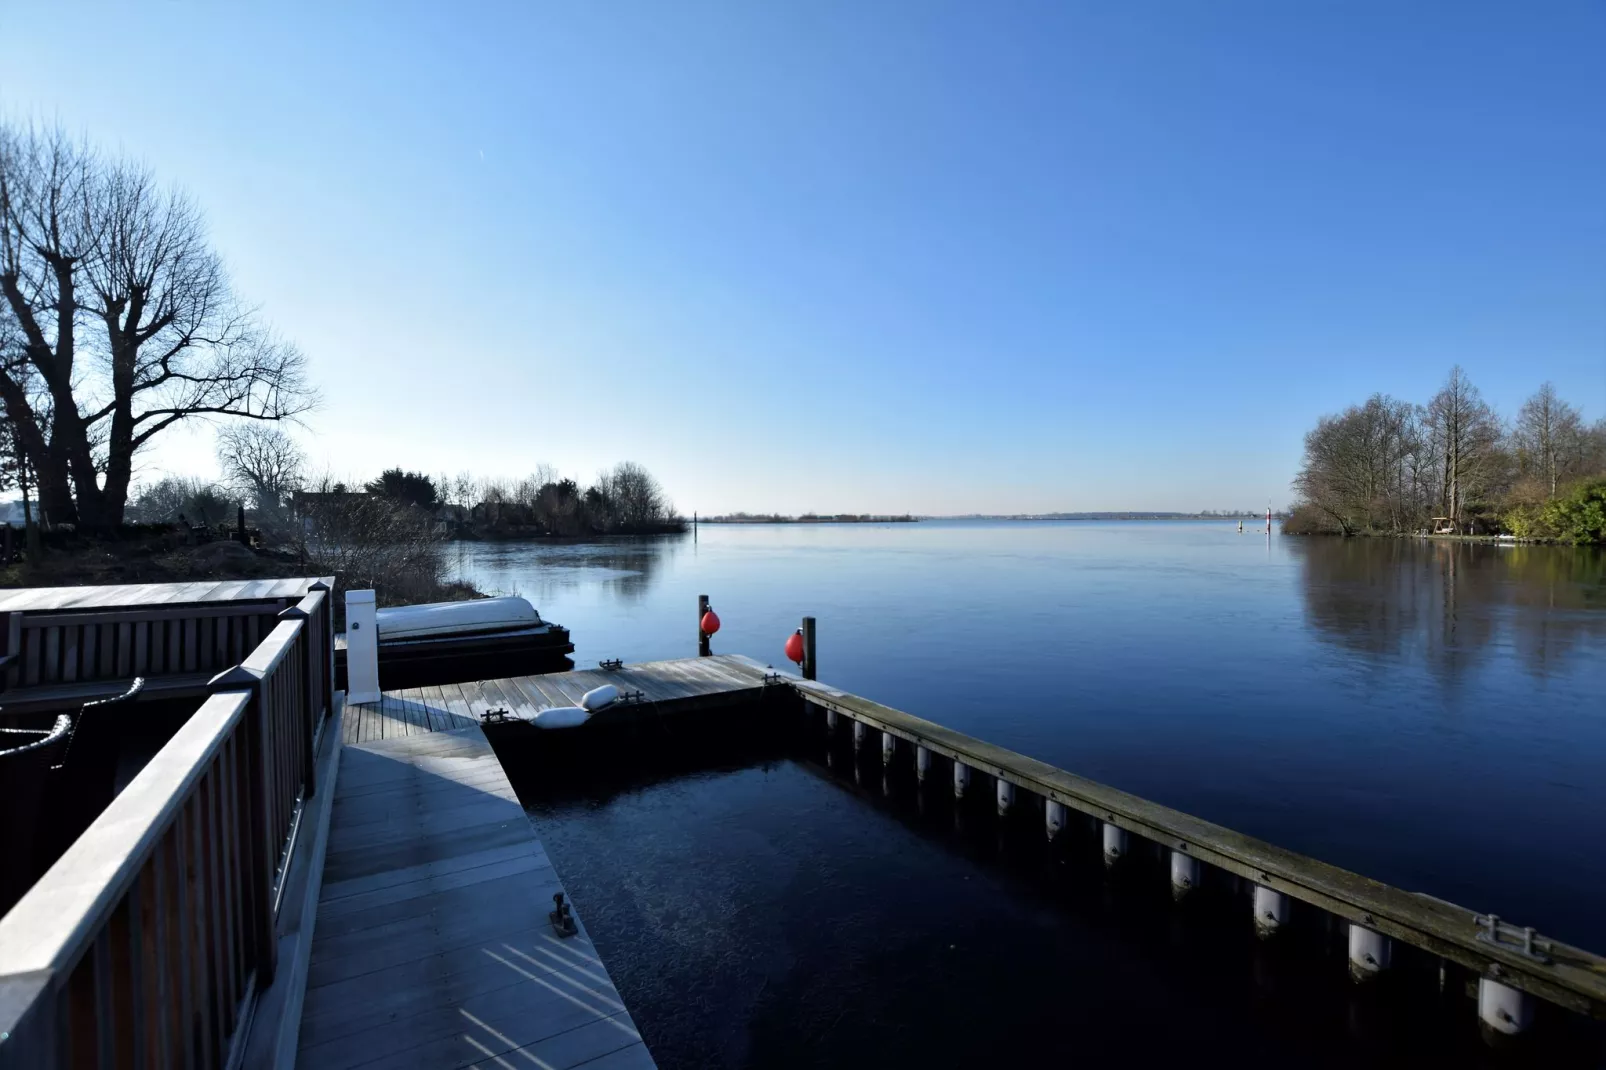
[297,725,651,1069]
[342,655,772,745]
[3,586,1605,1068]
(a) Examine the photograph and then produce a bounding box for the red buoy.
[784,629,805,664]
[700,609,721,636]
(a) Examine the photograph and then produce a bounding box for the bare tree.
[1584,418,1606,476]
[600,461,668,531]
[217,422,305,530]
[1424,366,1501,526]
[449,471,476,511]
[0,125,95,524]
[0,121,310,531]
[1513,382,1584,498]
[1293,394,1420,535]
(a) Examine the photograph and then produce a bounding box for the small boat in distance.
[336,595,574,690]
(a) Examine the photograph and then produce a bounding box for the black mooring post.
[801,616,817,680]
[698,594,711,657]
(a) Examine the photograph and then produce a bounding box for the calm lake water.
[455,521,1606,1065]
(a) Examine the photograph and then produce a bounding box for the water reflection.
[455,535,683,603]
[498,711,1606,1068]
[1290,538,1606,683]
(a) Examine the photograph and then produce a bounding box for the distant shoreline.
[697,514,918,524]
[693,513,1279,524]
[938,513,1281,522]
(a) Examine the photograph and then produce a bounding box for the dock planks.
[342,654,774,744]
[298,726,656,1069]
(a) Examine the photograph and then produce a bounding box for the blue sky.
[2,1,1602,514]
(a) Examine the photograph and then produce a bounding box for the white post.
[1478,977,1534,1037]
[1045,800,1066,841]
[853,720,866,750]
[1253,884,1289,937]
[916,746,932,783]
[996,779,1015,817]
[345,589,381,704]
[1347,925,1392,981]
[953,761,971,800]
[825,708,838,733]
[881,731,896,765]
[1102,822,1127,866]
[1170,851,1200,899]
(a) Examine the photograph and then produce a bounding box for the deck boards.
[298,726,654,1070]
[343,655,772,744]
[305,656,773,1066]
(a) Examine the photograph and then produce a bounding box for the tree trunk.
[16,432,41,559]
[99,400,135,528]
[35,469,75,527]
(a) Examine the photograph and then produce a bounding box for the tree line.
[379,462,682,537]
[126,423,682,539]
[1,122,307,533]
[1289,367,1606,542]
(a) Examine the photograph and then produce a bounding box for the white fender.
[526,705,590,730]
[581,684,619,711]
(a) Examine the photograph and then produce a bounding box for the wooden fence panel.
[0,584,335,1068]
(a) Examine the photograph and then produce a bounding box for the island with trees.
[1288,367,1606,544]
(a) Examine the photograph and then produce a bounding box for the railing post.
[801,616,816,681]
[309,580,333,721]
[697,595,711,657]
[208,665,277,988]
[278,603,317,799]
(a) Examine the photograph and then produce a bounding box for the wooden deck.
[301,656,782,1066]
[341,654,774,744]
[298,725,655,1069]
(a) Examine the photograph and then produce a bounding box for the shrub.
[1540,480,1606,545]
[300,480,451,606]
[130,477,238,527]
[1282,503,1346,535]
[1502,503,1553,540]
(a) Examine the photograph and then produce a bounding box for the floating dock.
[341,655,773,745]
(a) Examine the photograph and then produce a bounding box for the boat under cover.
[375,596,543,641]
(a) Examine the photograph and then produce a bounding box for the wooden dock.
[341,654,774,745]
[301,656,783,1066]
[299,724,655,1069]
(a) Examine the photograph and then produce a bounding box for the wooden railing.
[0,587,333,1067]
[1,600,296,693]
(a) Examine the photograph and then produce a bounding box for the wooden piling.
[801,616,817,680]
[698,594,711,657]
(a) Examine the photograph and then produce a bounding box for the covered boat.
[376,596,542,641]
[336,595,573,690]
